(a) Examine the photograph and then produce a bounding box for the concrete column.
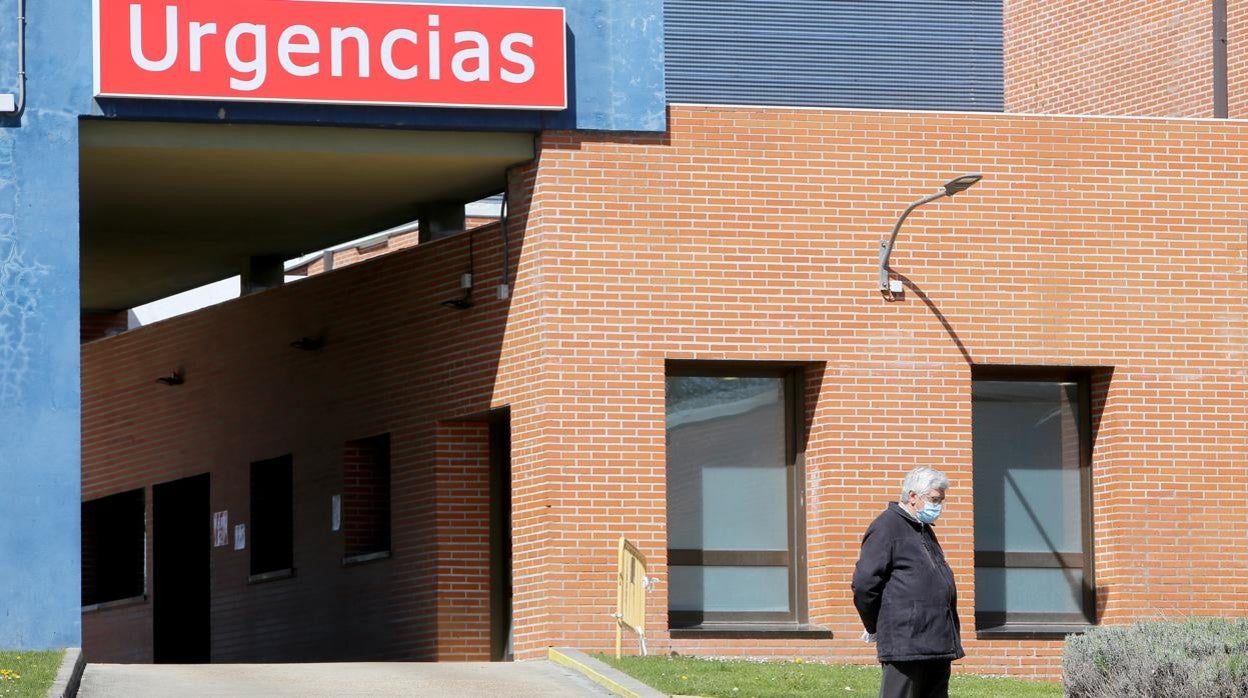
[418,202,466,243]
[241,255,286,295]
[0,1,93,649]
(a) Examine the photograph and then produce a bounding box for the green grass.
[0,650,64,698]
[597,655,1063,698]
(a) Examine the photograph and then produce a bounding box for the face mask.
[917,502,943,524]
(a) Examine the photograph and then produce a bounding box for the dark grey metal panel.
[665,0,1003,111]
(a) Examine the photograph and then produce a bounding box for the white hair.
[899,466,950,504]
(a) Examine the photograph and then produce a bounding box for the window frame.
[665,361,809,629]
[971,365,1098,632]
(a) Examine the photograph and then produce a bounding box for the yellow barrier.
[615,536,649,658]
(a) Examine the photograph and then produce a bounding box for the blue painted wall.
[0,0,92,649]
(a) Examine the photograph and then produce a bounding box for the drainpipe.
[498,180,512,301]
[1214,0,1228,118]
[0,0,25,116]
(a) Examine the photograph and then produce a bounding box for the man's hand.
[859,630,877,643]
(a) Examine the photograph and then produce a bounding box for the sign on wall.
[94,0,567,110]
[213,510,229,547]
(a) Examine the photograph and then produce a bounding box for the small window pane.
[973,381,1083,553]
[673,463,789,552]
[251,455,293,575]
[668,566,790,613]
[82,489,145,605]
[975,567,1084,615]
[667,376,787,552]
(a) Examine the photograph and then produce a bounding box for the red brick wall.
[82,598,152,663]
[81,217,530,663]
[83,105,1248,678]
[1005,1,1214,116]
[525,106,1247,678]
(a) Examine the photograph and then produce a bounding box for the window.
[972,368,1097,631]
[250,455,293,578]
[666,363,806,628]
[82,489,145,606]
[343,434,391,562]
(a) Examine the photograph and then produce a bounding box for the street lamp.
[878,174,983,300]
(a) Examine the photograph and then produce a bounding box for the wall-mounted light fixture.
[156,370,185,386]
[878,174,983,301]
[290,336,324,351]
[441,225,477,310]
[441,269,475,311]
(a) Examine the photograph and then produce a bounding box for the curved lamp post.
[878,174,983,299]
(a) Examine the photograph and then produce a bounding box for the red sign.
[94,0,567,110]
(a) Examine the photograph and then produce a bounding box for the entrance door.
[153,474,210,663]
[489,411,513,661]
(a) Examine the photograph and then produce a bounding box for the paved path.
[79,660,618,697]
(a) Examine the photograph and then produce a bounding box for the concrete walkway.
[78,661,620,697]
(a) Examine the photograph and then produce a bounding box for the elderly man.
[852,466,964,698]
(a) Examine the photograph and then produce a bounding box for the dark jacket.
[851,502,964,663]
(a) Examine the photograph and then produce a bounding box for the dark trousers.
[879,659,952,698]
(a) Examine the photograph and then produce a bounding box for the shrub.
[1063,617,1248,698]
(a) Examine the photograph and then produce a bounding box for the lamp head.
[441,297,474,310]
[942,174,983,196]
[290,336,324,351]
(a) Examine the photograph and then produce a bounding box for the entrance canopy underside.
[79,120,534,311]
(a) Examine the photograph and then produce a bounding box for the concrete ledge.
[548,647,666,698]
[46,647,85,698]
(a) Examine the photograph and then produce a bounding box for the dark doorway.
[488,410,513,662]
[153,474,210,663]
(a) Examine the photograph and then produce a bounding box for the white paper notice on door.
[213,510,229,547]
[234,523,246,550]
[332,495,341,532]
